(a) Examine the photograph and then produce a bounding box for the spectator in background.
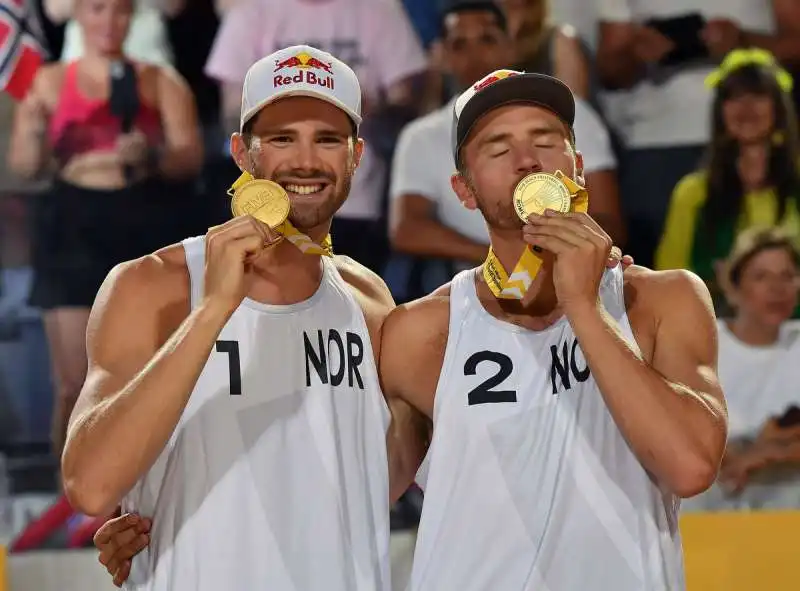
[597,0,800,268]
[683,228,800,511]
[46,0,186,66]
[204,0,428,274]
[389,0,623,285]
[7,0,202,456]
[498,0,590,99]
[656,49,800,303]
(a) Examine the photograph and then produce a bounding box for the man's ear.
[352,137,365,172]
[574,150,585,187]
[451,171,479,210]
[230,133,252,173]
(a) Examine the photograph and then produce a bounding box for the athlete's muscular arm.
[525,212,727,498]
[380,293,448,501]
[62,217,269,515]
[336,257,433,503]
[568,270,727,497]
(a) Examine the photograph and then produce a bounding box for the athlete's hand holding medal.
[202,173,336,316]
[515,171,618,312]
[200,177,288,316]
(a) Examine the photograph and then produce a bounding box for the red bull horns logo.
[273,51,335,90]
[473,70,518,92]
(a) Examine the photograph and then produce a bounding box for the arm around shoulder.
[380,296,450,501]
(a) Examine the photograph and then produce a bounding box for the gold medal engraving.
[230,179,290,228]
[512,172,571,222]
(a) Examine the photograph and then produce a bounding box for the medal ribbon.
[483,171,589,300]
[229,171,333,257]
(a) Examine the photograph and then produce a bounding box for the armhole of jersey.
[431,270,473,422]
[326,257,391,426]
[610,266,645,361]
[181,236,205,310]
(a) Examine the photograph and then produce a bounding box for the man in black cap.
[379,70,728,590]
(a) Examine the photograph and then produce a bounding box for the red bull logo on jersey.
[473,70,519,92]
[273,51,335,90]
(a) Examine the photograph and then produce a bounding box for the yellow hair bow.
[705,48,793,93]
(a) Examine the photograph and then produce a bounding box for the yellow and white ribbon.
[483,171,589,300]
[229,171,333,257]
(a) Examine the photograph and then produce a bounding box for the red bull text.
[274,52,335,90]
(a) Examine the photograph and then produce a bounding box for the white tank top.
[121,236,392,591]
[409,267,684,591]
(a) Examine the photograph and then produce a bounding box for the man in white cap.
[60,45,428,591]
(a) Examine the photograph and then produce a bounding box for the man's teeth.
[285,184,323,195]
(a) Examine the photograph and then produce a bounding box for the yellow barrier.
[681,511,800,590]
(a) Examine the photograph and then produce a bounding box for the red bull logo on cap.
[473,70,518,92]
[273,51,335,91]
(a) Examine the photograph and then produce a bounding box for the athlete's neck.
[245,220,332,305]
[478,230,563,329]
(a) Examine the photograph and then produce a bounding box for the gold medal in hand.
[230,179,291,229]
[512,172,571,222]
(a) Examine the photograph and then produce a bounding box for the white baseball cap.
[240,44,362,131]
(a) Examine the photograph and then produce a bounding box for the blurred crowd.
[2,0,800,550]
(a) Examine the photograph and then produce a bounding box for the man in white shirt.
[205,0,428,274]
[596,0,800,267]
[389,0,623,284]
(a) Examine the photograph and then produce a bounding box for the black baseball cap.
[452,70,576,165]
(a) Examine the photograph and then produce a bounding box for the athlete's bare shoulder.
[333,255,394,309]
[623,264,712,313]
[332,255,396,362]
[379,283,454,418]
[88,242,192,351]
[622,265,715,362]
[99,243,189,308]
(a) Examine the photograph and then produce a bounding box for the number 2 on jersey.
[463,351,517,405]
[216,340,242,395]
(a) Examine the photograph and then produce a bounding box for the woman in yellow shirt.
[656,49,800,290]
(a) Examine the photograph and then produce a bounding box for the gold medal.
[230,179,291,228]
[512,172,571,222]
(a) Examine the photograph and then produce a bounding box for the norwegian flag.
[0,0,46,101]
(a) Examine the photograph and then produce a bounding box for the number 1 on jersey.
[216,340,242,395]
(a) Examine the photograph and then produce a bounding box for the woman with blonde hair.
[684,227,800,510]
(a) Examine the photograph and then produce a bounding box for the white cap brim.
[240,88,362,131]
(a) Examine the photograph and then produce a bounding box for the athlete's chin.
[289,200,342,231]
[485,217,524,232]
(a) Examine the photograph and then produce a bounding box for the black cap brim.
[453,73,575,164]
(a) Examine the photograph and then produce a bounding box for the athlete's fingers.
[99,524,137,567]
[605,246,623,268]
[523,223,590,249]
[529,211,608,248]
[113,561,132,587]
[95,513,141,547]
[206,216,270,253]
[523,233,570,254]
[106,532,149,575]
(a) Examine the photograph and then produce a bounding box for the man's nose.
[513,146,543,175]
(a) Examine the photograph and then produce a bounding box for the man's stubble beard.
[249,161,354,231]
